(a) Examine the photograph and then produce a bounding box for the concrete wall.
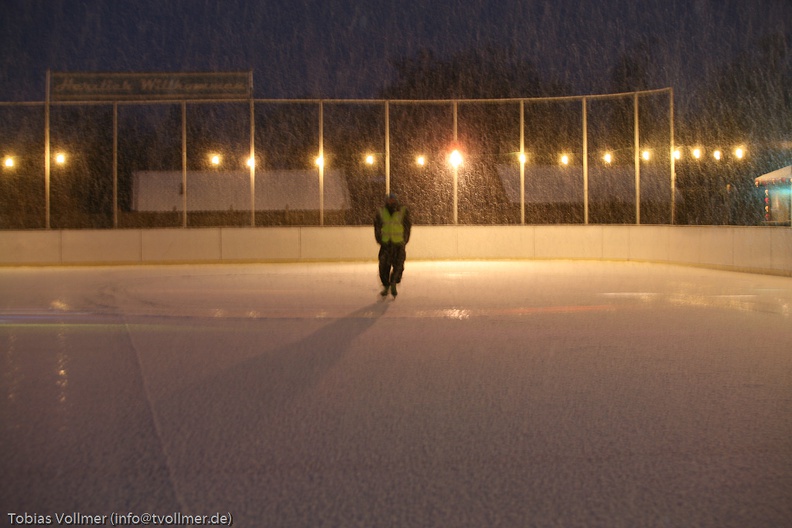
[1,225,790,276]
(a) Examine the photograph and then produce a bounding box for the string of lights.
[2,145,750,171]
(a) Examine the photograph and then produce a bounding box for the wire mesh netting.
[2,89,762,229]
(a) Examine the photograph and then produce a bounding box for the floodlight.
[449,149,462,168]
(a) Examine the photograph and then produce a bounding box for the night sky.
[1,0,790,116]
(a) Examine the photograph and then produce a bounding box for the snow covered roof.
[754,165,792,187]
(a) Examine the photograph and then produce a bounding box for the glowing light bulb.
[449,149,462,168]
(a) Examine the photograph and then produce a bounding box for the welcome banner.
[50,72,252,101]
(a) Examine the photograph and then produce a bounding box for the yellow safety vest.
[380,206,405,244]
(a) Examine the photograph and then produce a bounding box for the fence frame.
[1,82,675,228]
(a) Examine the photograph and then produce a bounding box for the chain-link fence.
[0,87,693,229]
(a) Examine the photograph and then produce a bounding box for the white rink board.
[0,225,790,276]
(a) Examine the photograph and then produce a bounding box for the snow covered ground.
[1,261,791,527]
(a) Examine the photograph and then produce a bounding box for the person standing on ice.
[374,192,411,297]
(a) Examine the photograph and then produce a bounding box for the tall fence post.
[113,102,118,227]
[582,97,589,225]
[452,100,458,225]
[249,94,255,227]
[634,92,641,225]
[520,99,525,225]
[318,100,324,226]
[44,70,51,229]
[181,102,187,228]
[670,88,676,224]
[385,101,390,196]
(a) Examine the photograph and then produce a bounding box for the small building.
[754,165,792,225]
[132,169,350,223]
[497,164,672,205]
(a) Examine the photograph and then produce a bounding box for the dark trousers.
[378,243,406,286]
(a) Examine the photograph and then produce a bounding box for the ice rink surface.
[1,260,791,527]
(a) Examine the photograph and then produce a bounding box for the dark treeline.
[1,30,789,228]
[375,31,791,225]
